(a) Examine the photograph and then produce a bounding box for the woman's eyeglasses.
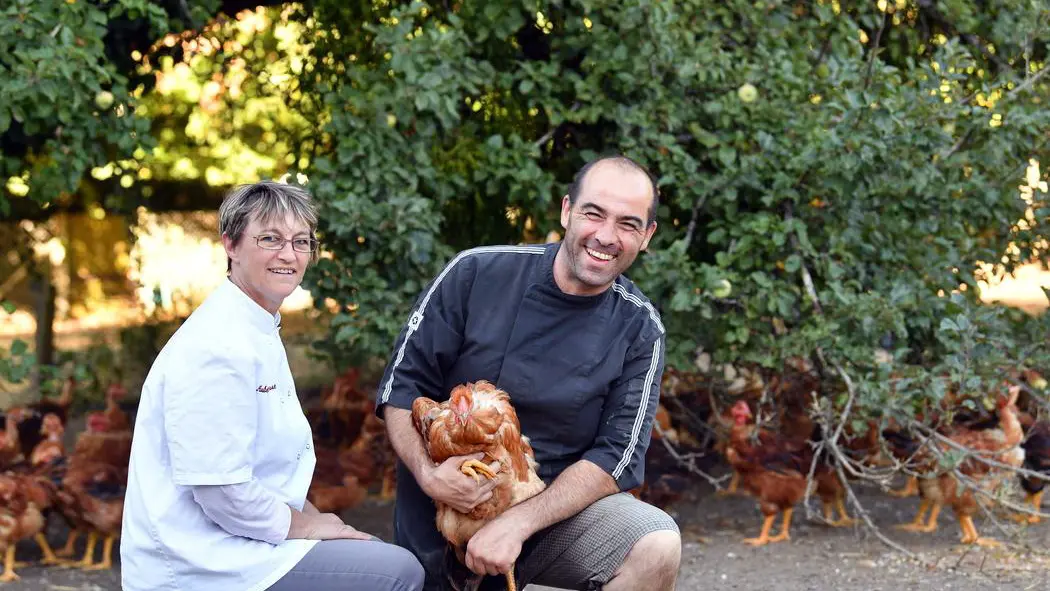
[253,234,318,253]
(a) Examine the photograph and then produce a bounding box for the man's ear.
[640,222,657,251]
[560,195,571,229]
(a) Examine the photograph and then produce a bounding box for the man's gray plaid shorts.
[486,492,679,590]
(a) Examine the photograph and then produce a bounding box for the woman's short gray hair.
[219,180,319,272]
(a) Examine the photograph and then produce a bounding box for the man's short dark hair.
[567,155,660,225]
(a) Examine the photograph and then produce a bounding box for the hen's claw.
[460,459,497,483]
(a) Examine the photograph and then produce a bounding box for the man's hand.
[289,511,375,541]
[420,452,501,513]
[464,515,527,576]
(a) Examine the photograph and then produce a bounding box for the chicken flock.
[2,359,1047,584]
[0,378,131,581]
[658,358,1050,549]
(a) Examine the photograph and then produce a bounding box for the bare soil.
[8,472,1050,591]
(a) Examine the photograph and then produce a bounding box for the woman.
[120,181,424,591]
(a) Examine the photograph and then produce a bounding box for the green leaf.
[1,301,15,314]
[10,339,28,356]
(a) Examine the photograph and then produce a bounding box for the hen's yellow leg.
[919,502,941,532]
[896,499,940,532]
[83,535,115,571]
[768,508,793,542]
[55,529,80,557]
[0,545,19,582]
[506,571,517,591]
[15,532,61,567]
[958,515,1000,547]
[62,531,97,569]
[36,532,62,565]
[1013,491,1044,524]
[743,513,777,546]
[828,498,858,527]
[887,476,918,498]
[460,459,497,483]
[717,472,740,497]
[822,501,835,523]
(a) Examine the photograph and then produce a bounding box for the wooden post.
[29,258,55,390]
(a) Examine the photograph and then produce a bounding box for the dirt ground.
[8,473,1050,591]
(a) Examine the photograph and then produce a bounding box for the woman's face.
[223,211,312,314]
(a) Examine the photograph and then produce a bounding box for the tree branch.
[1007,64,1050,101]
[532,102,579,150]
[864,12,888,90]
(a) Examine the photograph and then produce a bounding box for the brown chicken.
[0,472,60,581]
[57,462,125,570]
[412,381,545,591]
[85,383,130,434]
[16,375,76,459]
[29,413,65,468]
[71,411,132,472]
[51,411,132,565]
[0,409,30,469]
[308,474,368,514]
[895,384,1024,545]
[725,401,853,546]
[1015,417,1050,523]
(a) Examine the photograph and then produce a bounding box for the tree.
[0,0,289,389]
[300,0,1050,379]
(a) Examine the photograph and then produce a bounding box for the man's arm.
[505,330,667,536]
[384,406,437,486]
[498,459,617,538]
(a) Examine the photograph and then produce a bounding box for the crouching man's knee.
[606,529,681,591]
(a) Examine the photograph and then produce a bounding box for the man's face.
[223,211,312,313]
[557,164,657,296]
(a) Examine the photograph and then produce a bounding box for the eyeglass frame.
[251,234,319,253]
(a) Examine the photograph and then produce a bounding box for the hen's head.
[106,382,127,402]
[998,384,1021,411]
[4,407,30,424]
[449,385,474,426]
[87,413,110,433]
[0,475,17,502]
[730,400,752,424]
[40,413,63,436]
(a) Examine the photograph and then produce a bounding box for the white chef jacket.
[120,279,318,591]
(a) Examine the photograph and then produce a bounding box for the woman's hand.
[288,510,374,541]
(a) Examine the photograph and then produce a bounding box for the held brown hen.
[412,381,545,591]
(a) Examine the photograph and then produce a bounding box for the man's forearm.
[501,459,619,539]
[383,406,435,487]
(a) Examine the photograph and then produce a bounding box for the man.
[376,156,680,590]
